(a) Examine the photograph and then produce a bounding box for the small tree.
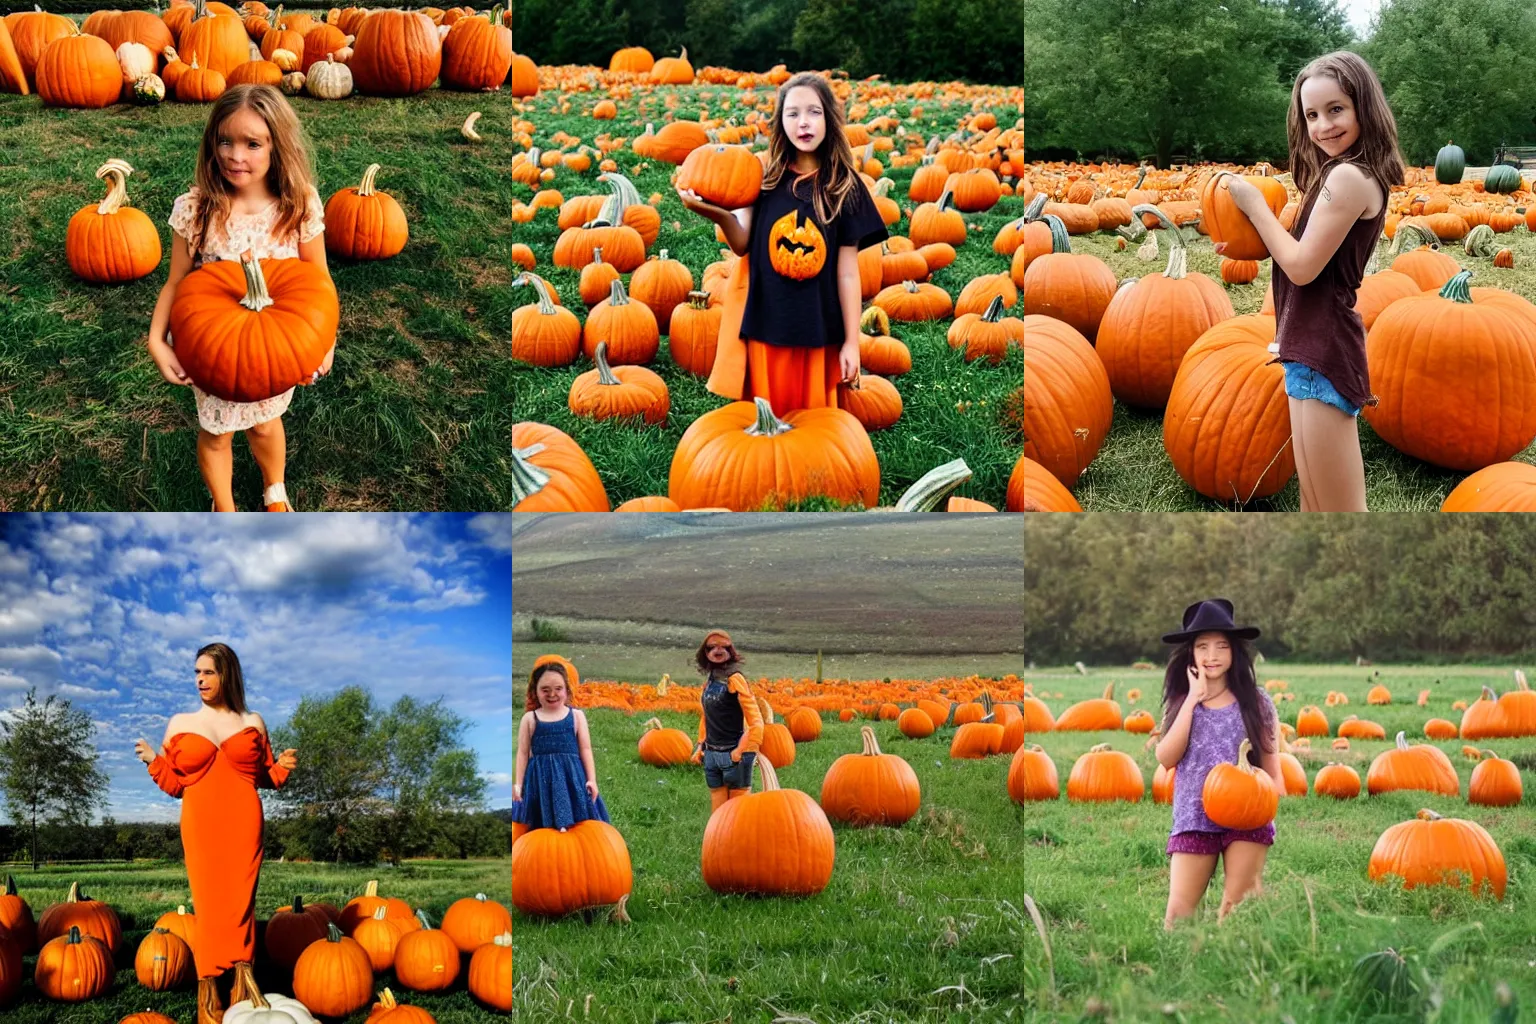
[0,689,109,870]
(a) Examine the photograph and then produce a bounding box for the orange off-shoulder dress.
[147,726,291,979]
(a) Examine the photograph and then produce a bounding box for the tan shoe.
[198,976,226,1024]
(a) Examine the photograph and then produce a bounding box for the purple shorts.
[1167,822,1275,856]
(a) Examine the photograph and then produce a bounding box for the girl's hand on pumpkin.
[1219,173,1263,216]
[677,187,728,221]
[148,338,192,387]
[838,339,861,386]
[304,344,336,385]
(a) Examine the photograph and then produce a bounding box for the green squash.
[132,74,165,106]
[1484,163,1523,194]
[1434,140,1464,185]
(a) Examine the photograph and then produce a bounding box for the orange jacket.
[697,671,763,756]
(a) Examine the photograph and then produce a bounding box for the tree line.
[1025,0,1536,167]
[511,0,1021,86]
[1025,516,1536,665]
[0,686,510,868]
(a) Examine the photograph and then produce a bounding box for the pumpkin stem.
[326,921,343,942]
[1395,730,1409,750]
[903,279,919,293]
[642,717,664,731]
[511,443,552,503]
[592,246,604,266]
[1088,742,1112,753]
[1041,213,1071,254]
[494,931,512,947]
[934,185,956,214]
[1022,192,1046,222]
[1101,681,1115,701]
[743,396,793,438]
[67,881,80,902]
[66,925,83,943]
[686,290,711,310]
[593,341,622,385]
[3,876,13,896]
[372,905,388,920]
[238,253,275,312]
[94,159,135,216]
[1516,669,1528,691]
[859,306,889,336]
[873,177,893,199]
[377,988,399,1009]
[979,294,1008,323]
[753,751,781,792]
[894,458,974,511]
[859,724,880,756]
[357,162,382,197]
[606,276,631,306]
[1481,685,1498,701]
[608,892,632,924]
[1027,743,1045,753]
[657,248,669,261]
[512,272,559,315]
[415,908,433,930]
[1415,808,1442,821]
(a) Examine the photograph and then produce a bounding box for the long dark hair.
[1161,633,1273,766]
[1285,51,1404,210]
[695,639,745,678]
[525,661,573,712]
[196,642,248,715]
[761,72,862,225]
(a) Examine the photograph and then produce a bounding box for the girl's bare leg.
[1165,852,1219,929]
[197,429,237,511]
[1218,841,1269,920]
[1291,397,1366,511]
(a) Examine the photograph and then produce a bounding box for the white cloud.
[57,683,121,700]
[0,644,64,685]
[36,521,102,565]
[0,546,29,578]
[0,670,33,692]
[480,772,512,785]
[112,546,172,577]
[467,514,512,553]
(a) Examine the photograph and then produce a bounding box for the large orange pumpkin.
[1459,672,1536,738]
[1200,172,1287,260]
[702,756,835,895]
[1365,271,1536,471]
[1152,763,1175,804]
[439,893,511,956]
[582,278,660,365]
[36,32,122,108]
[393,910,460,992]
[66,159,162,284]
[6,6,75,89]
[176,2,248,76]
[1007,744,1060,803]
[36,882,121,957]
[1015,456,1079,511]
[325,163,409,260]
[0,876,37,954]
[1295,705,1329,737]
[1066,743,1144,802]
[1022,315,1112,489]
[1368,808,1505,899]
[264,895,332,967]
[1366,731,1460,797]
[568,341,670,424]
[1442,461,1536,511]
[1164,314,1294,502]
[511,273,580,367]
[349,9,441,95]
[1096,205,1234,409]
[668,398,880,511]
[512,421,610,511]
[135,927,193,990]
[468,932,513,1011]
[1202,738,1278,829]
[293,922,373,1015]
[82,8,173,56]
[511,819,633,915]
[637,717,693,767]
[352,905,413,972]
[1313,762,1361,799]
[168,252,338,403]
[337,878,415,935]
[0,18,26,96]
[1054,681,1123,731]
[33,925,112,1003]
[1021,214,1117,341]
[757,697,797,768]
[630,250,694,334]
[299,22,349,73]
[819,726,921,827]
[677,143,763,210]
[440,11,510,90]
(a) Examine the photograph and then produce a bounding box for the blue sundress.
[511,708,610,831]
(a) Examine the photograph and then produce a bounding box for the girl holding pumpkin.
[1153,600,1283,929]
[688,629,764,814]
[1214,52,1403,511]
[133,642,298,1024]
[512,655,610,834]
[146,83,334,512]
[678,72,888,416]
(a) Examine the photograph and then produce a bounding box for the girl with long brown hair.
[512,655,608,835]
[1215,51,1405,511]
[678,72,888,415]
[145,84,336,511]
[686,629,764,815]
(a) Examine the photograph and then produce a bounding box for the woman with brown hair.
[688,630,764,814]
[134,642,298,1024]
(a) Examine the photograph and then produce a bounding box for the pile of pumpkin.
[510,57,1025,511]
[1017,152,1536,511]
[0,877,511,1013]
[561,672,1031,717]
[0,0,513,105]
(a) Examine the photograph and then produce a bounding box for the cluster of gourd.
[0,877,511,1012]
[0,1,512,106]
[510,54,1026,511]
[60,153,407,403]
[1018,151,1536,511]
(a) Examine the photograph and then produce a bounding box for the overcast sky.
[0,514,511,823]
[1339,0,1380,38]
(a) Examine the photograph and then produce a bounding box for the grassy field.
[509,81,1023,509]
[513,664,1535,1022]
[0,29,515,511]
[1061,223,1536,511]
[2,858,511,1020]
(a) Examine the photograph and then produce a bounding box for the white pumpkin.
[116,41,155,82]
[271,47,299,71]
[279,71,305,94]
[225,989,319,1024]
[305,53,352,99]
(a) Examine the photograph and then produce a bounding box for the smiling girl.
[1154,600,1283,929]
[687,629,763,815]
[678,72,888,415]
[146,84,334,512]
[512,656,608,834]
[1216,52,1404,511]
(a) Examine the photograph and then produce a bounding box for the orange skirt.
[708,253,843,417]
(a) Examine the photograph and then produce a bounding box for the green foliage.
[512,0,1020,85]
[0,689,109,870]
[1025,515,1536,664]
[1365,0,1536,165]
[531,616,568,642]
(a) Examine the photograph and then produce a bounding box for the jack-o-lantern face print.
[768,209,827,280]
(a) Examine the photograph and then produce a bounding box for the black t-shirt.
[738,171,888,348]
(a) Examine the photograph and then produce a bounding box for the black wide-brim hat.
[1161,598,1261,644]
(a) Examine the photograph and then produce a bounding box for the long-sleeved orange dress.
[147,725,290,979]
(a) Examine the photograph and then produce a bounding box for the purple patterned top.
[1171,690,1275,833]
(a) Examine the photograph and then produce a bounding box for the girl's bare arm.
[513,713,532,793]
[837,245,862,347]
[1236,164,1374,286]
[576,710,599,789]
[1155,699,1197,768]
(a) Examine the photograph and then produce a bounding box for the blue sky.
[0,514,511,823]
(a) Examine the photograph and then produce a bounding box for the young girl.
[687,629,763,814]
[1217,51,1404,511]
[1153,599,1283,929]
[146,84,336,512]
[512,657,608,833]
[678,72,889,416]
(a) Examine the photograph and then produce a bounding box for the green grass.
[509,86,1023,509]
[514,664,1536,1022]
[2,858,511,1020]
[1062,224,1536,510]
[0,30,515,511]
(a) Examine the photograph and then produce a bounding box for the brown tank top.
[1270,167,1387,410]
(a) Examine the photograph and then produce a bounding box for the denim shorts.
[1282,361,1361,417]
[703,749,756,789]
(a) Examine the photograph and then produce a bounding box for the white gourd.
[116,41,155,81]
[305,54,352,99]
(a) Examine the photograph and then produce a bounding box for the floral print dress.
[167,185,326,434]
